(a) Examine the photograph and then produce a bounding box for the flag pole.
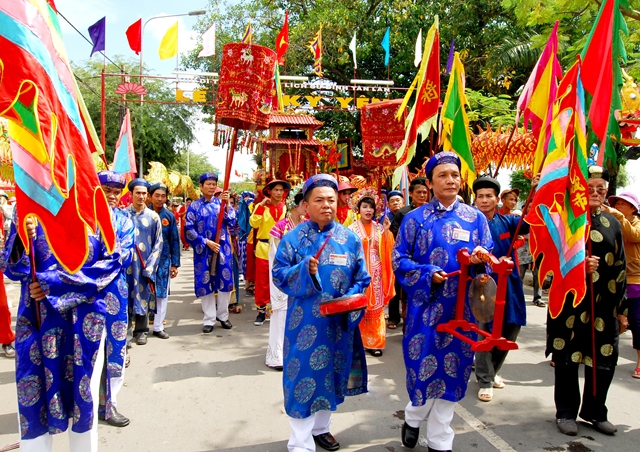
[492,125,518,179]
[210,127,238,276]
[586,215,597,397]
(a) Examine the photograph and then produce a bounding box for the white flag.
[413,28,422,67]
[198,24,216,58]
[349,30,357,69]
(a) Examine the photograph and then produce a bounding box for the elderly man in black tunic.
[551,166,628,437]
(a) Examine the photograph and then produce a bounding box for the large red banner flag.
[581,0,628,168]
[0,0,116,272]
[525,58,589,319]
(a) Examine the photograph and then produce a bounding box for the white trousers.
[110,359,125,409]
[288,410,332,452]
[201,291,230,325]
[265,308,287,367]
[154,297,168,332]
[404,399,455,451]
[21,329,106,452]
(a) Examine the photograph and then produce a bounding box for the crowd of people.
[0,151,638,451]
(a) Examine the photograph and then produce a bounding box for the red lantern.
[217,43,277,130]
[361,99,407,166]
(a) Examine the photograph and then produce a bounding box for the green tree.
[172,149,220,183]
[72,58,196,175]
[509,169,534,203]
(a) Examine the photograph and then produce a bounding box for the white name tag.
[329,254,348,266]
[452,228,470,242]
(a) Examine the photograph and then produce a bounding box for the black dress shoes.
[313,432,340,451]
[203,325,214,333]
[152,330,170,339]
[106,406,130,427]
[217,318,233,329]
[401,422,420,449]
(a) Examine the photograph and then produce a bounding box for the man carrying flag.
[185,173,236,333]
[96,171,135,428]
[525,59,627,437]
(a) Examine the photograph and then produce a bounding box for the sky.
[56,0,256,181]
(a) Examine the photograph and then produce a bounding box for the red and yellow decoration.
[217,43,277,130]
[361,99,407,167]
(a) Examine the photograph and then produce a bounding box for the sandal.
[633,367,640,379]
[478,387,493,402]
[388,322,398,330]
[367,349,383,357]
[493,375,506,389]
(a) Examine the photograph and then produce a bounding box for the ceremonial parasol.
[211,42,277,275]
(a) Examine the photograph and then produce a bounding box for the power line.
[57,11,126,72]
[74,74,100,97]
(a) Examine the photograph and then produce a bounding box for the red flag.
[126,19,142,55]
[581,0,627,167]
[276,11,289,64]
[235,169,242,178]
[0,0,116,273]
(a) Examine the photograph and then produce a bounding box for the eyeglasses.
[588,187,607,195]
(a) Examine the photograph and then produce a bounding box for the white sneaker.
[2,344,15,358]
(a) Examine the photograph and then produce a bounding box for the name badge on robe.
[452,228,470,242]
[499,232,510,241]
[329,254,348,266]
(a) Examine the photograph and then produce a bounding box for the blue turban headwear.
[387,190,403,199]
[149,183,169,195]
[302,174,338,197]
[425,151,461,178]
[199,173,219,184]
[127,178,149,192]
[97,171,126,189]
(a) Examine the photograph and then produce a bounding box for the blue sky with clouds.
[57,0,256,180]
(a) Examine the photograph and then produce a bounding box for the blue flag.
[88,17,106,57]
[381,27,390,66]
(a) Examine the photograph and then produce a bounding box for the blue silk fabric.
[154,206,181,299]
[1,216,126,439]
[272,221,371,419]
[393,199,493,406]
[184,196,236,296]
[124,206,163,315]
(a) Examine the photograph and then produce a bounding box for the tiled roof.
[265,139,324,146]
[268,114,324,127]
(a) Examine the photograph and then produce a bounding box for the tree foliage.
[509,169,534,203]
[73,58,196,175]
[172,149,220,184]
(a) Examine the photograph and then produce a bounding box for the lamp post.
[137,9,206,173]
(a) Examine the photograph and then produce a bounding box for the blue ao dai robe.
[272,221,371,419]
[393,199,493,406]
[184,196,236,296]
[1,222,125,439]
[486,213,529,327]
[125,206,163,315]
[154,206,181,299]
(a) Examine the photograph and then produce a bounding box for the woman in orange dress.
[349,190,395,356]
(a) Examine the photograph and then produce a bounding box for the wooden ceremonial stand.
[436,249,519,352]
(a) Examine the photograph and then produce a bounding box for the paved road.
[1,251,639,451]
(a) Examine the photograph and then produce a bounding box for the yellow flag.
[159,22,179,60]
